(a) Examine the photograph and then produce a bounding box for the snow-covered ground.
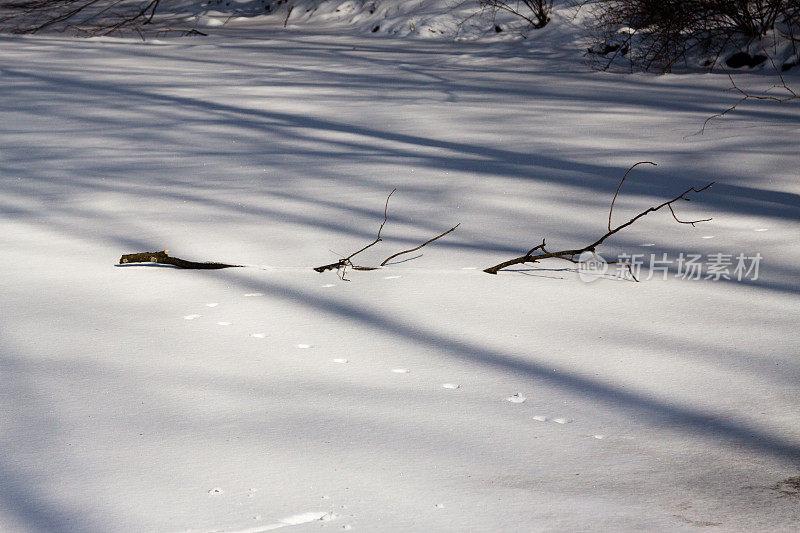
[1,6,799,532]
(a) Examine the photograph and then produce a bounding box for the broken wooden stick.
[483,162,714,276]
[313,189,460,280]
[119,250,242,269]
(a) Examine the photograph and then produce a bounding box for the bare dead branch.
[313,188,396,280]
[313,189,459,279]
[380,223,460,266]
[119,250,241,269]
[483,165,714,276]
[700,53,799,134]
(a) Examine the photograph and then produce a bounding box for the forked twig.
[313,189,460,279]
[700,53,799,134]
[380,223,460,266]
[483,162,714,276]
[313,189,395,278]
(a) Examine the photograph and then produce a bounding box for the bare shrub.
[0,0,204,37]
[479,0,554,29]
[586,0,800,71]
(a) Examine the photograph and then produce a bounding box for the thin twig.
[314,188,459,278]
[525,238,547,257]
[380,223,460,266]
[608,161,656,231]
[313,189,396,279]
[346,188,395,262]
[700,58,799,134]
[283,6,294,28]
[668,203,711,226]
[27,0,104,33]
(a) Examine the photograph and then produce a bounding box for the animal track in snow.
[442,383,460,389]
[223,511,337,532]
[533,414,573,425]
[506,393,526,403]
[391,368,409,374]
[282,511,335,525]
[534,413,610,440]
[183,314,201,320]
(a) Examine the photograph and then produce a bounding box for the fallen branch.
[119,250,241,269]
[313,189,395,279]
[483,162,714,276]
[380,223,461,266]
[700,53,799,134]
[313,189,459,280]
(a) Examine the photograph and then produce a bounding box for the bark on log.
[118,250,241,269]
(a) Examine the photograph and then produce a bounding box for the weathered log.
[118,250,241,269]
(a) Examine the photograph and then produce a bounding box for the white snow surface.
[2,7,800,533]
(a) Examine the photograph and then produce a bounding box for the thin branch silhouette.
[484,162,714,276]
[314,189,459,280]
[700,53,798,134]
